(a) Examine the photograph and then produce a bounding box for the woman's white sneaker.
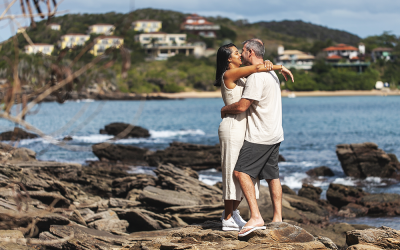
[232,210,247,228]
[222,217,240,231]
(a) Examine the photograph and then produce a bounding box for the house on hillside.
[371,48,394,62]
[323,43,361,60]
[25,44,54,55]
[180,14,220,38]
[89,36,123,56]
[135,32,206,59]
[87,24,115,35]
[323,43,369,72]
[48,23,61,31]
[58,34,90,49]
[135,32,187,47]
[275,45,315,70]
[132,20,162,33]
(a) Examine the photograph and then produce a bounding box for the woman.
[216,43,293,231]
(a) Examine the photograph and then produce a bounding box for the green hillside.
[0,8,399,94]
[256,20,361,45]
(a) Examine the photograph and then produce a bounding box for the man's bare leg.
[234,170,264,234]
[266,178,283,222]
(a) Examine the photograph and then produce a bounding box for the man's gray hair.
[242,38,265,59]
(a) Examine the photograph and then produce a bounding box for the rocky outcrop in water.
[336,142,400,178]
[307,166,335,177]
[99,122,150,138]
[0,127,38,141]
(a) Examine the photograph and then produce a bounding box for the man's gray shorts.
[234,141,281,180]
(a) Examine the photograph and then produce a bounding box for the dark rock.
[346,226,400,249]
[146,142,221,170]
[337,203,368,218]
[100,122,150,138]
[62,136,72,141]
[336,142,399,178]
[282,184,296,195]
[326,183,368,208]
[92,142,149,164]
[306,166,335,177]
[113,208,173,231]
[360,193,400,216]
[0,127,38,141]
[278,154,286,162]
[298,183,322,201]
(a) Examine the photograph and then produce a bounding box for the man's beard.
[242,57,251,66]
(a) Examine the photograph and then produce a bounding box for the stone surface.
[0,127,38,141]
[346,226,400,249]
[338,203,369,218]
[326,183,368,208]
[99,122,150,138]
[360,193,400,216]
[336,143,399,178]
[146,142,221,170]
[307,166,335,177]
[282,185,297,195]
[92,142,149,164]
[298,183,323,201]
[138,186,202,207]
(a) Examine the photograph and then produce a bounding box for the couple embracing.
[216,39,294,237]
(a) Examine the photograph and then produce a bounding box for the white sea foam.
[127,166,156,176]
[199,174,222,186]
[150,129,205,138]
[280,172,308,190]
[333,177,357,186]
[72,134,113,143]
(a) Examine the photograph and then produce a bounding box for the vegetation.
[0,8,399,94]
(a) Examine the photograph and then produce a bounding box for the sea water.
[1,96,400,228]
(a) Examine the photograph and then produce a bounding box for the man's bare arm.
[221,98,254,118]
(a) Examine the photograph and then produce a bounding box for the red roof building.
[323,43,361,61]
[180,14,220,38]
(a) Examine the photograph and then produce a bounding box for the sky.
[1,0,400,42]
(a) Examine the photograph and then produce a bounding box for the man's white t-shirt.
[241,71,284,145]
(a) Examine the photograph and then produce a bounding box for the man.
[220,38,293,237]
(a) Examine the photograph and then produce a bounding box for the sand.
[147,89,400,99]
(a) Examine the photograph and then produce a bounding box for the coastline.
[147,89,400,99]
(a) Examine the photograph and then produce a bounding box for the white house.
[180,14,220,38]
[48,23,61,31]
[134,32,187,47]
[276,45,315,70]
[87,24,115,35]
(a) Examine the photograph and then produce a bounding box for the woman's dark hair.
[214,43,236,87]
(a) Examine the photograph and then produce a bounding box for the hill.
[255,20,361,45]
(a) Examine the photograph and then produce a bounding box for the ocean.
[1,96,400,228]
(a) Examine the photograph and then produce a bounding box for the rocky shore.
[1,126,400,249]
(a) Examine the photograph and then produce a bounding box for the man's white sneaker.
[222,217,240,231]
[232,210,247,228]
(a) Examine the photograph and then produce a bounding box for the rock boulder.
[336,143,400,178]
[0,127,38,141]
[92,142,149,164]
[99,122,150,138]
[306,166,335,177]
[146,142,221,170]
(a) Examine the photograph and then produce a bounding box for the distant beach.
[148,89,400,99]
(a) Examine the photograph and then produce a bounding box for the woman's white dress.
[218,77,260,201]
